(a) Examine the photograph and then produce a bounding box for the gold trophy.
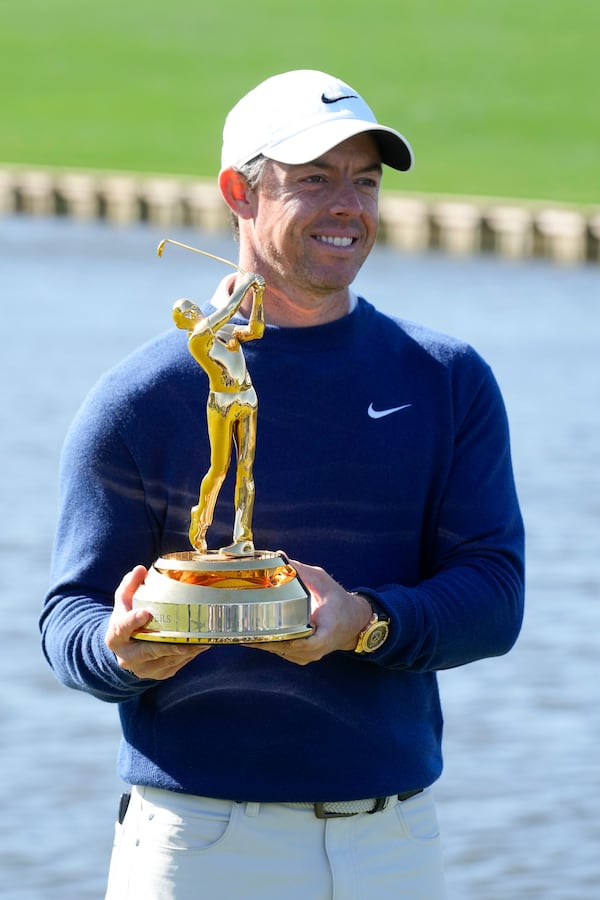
[132,240,312,644]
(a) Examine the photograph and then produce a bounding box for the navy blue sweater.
[41,295,524,801]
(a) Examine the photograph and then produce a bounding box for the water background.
[1,214,599,898]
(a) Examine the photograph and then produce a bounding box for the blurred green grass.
[2,0,598,203]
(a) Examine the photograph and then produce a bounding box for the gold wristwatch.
[354,610,390,654]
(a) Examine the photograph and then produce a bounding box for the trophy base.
[131,550,312,644]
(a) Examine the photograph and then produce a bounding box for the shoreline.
[2,163,599,265]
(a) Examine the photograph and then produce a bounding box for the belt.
[287,789,423,819]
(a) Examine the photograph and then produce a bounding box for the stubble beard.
[264,239,368,302]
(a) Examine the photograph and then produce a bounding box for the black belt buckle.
[368,796,389,814]
[314,802,355,819]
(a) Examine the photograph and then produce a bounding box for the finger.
[110,606,154,644]
[246,635,317,666]
[107,567,152,653]
[114,565,148,614]
[288,559,320,585]
[287,560,325,611]
[129,644,210,681]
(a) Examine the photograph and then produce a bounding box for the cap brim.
[263,118,413,172]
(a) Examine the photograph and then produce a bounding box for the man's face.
[242,133,382,303]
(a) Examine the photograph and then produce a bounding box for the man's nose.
[330,180,363,215]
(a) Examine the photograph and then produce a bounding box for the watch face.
[365,623,389,651]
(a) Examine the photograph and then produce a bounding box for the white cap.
[220,69,414,173]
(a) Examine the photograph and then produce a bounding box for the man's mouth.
[313,235,355,248]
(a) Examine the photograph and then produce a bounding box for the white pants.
[105,785,447,899]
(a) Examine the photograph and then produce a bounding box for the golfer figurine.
[172,270,266,556]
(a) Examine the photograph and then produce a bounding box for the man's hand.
[105,566,210,680]
[248,560,373,666]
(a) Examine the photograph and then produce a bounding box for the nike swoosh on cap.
[367,403,412,419]
[321,92,359,104]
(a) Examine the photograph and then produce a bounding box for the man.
[41,70,525,899]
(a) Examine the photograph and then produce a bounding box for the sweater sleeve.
[40,387,160,703]
[355,362,525,672]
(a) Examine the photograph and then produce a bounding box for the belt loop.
[244,801,260,817]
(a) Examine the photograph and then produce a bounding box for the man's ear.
[219,168,255,221]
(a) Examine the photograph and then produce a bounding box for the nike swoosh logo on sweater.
[367,403,412,419]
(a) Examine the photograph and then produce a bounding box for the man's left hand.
[248,560,372,665]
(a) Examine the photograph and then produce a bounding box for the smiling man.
[41,70,525,899]
[220,134,382,324]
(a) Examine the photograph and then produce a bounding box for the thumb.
[114,565,148,613]
[107,566,152,650]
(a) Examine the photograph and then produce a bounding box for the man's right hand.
[105,565,210,680]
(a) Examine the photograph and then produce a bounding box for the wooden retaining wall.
[2,165,599,264]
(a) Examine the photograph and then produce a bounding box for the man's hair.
[228,154,269,240]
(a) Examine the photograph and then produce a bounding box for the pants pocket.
[137,790,239,853]
[394,790,441,842]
